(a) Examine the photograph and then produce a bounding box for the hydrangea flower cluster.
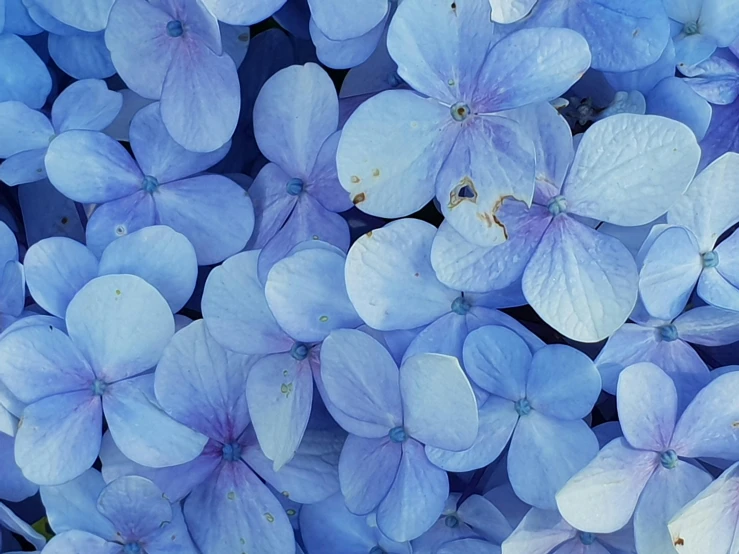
[2,0,739,553]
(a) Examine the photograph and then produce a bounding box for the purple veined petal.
[85,191,157,257]
[673,305,739,346]
[670,371,739,459]
[638,225,702,321]
[0,148,48,186]
[0,324,94,404]
[242,426,342,504]
[376,438,449,542]
[306,131,354,213]
[257,194,350,282]
[99,432,220,503]
[24,237,98,318]
[104,0,180,99]
[45,130,143,203]
[0,432,38,502]
[129,102,230,184]
[646,77,712,141]
[0,34,52,109]
[184,461,295,554]
[202,0,287,25]
[310,16,387,71]
[508,414,599,510]
[48,30,117,81]
[160,40,240,153]
[462,325,531,401]
[320,329,403,436]
[345,218,458,331]
[0,261,24,318]
[697,265,739,311]
[387,0,494,104]
[668,461,739,554]
[566,0,670,72]
[616,363,678,452]
[66,274,174,383]
[339,435,402,514]
[633,461,712,554]
[51,80,122,133]
[254,62,338,178]
[400,353,478,451]
[526,344,601,420]
[522,215,639,343]
[15,391,102,486]
[98,225,198,313]
[266,246,361,343]
[103,375,207,469]
[201,251,294,356]
[668,152,739,252]
[425,395,518,472]
[42,531,118,554]
[555,438,660,534]
[308,0,387,41]
[336,90,458,218]
[34,0,113,32]
[155,174,254,265]
[473,28,591,113]
[501,508,577,554]
[246,353,313,471]
[248,163,298,249]
[40,469,117,540]
[436,115,536,247]
[96,475,172,542]
[155,320,253,443]
[0,101,53,157]
[563,114,700,226]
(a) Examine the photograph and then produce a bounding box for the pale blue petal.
[310,17,386,70]
[490,0,537,23]
[0,100,53,157]
[500,508,576,554]
[604,40,677,94]
[35,0,113,32]
[308,0,387,41]
[202,0,287,25]
[0,261,24,317]
[339,435,401,514]
[674,305,739,345]
[438,539,501,554]
[0,433,37,502]
[39,531,116,554]
[674,33,718,68]
[697,266,739,311]
[48,32,117,80]
[647,77,712,140]
[0,34,51,109]
[0,148,47,185]
[85,191,157,257]
[700,0,739,45]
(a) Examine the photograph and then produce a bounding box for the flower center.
[450,102,471,122]
[167,20,184,37]
[579,532,595,545]
[451,295,471,315]
[659,324,679,342]
[286,178,304,196]
[514,398,531,416]
[660,449,678,469]
[222,442,242,462]
[547,195,567,216]
[142,175,160,194]
[388,426,408,443]
[92,379,108,396]
[290,342,309,361]
[124,543,142,554]
[702,250,719,268]
[683,21,699,35]
[444,514,460,528]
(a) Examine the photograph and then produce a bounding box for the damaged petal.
[448,177,477,209]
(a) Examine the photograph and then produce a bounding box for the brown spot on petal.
[372,168,380,177]
[366,231,373,238]
[674,537,684,546]
[448,177,477,209]
[732,421,739,428]
[353,192,366,205]
[451,2,457,13]
[350,175,361,184]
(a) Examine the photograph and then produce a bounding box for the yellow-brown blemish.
[448,177,477,209]
[265,513,275,523]
[350,175,361,184]
[353,192,366,205]
[366,230,373,238]
[372,168,380,177]
[115,289,121,295]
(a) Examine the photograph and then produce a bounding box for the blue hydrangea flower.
[0,79,122,186]
[0,274,206,485]
[24,225,198,316]
[251,62,352,280]
[502,507,636,554]
[44,102,254,263]
[557,363,739,553]
[668,460,739,554]
[0,32,52,108]
[105,0,240,152]
[40,471,198,554]
[320,328,479,542]
[153,319,341,554]
[337,0,591,246]
[203,243,361,469]
[427,325,601,510]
